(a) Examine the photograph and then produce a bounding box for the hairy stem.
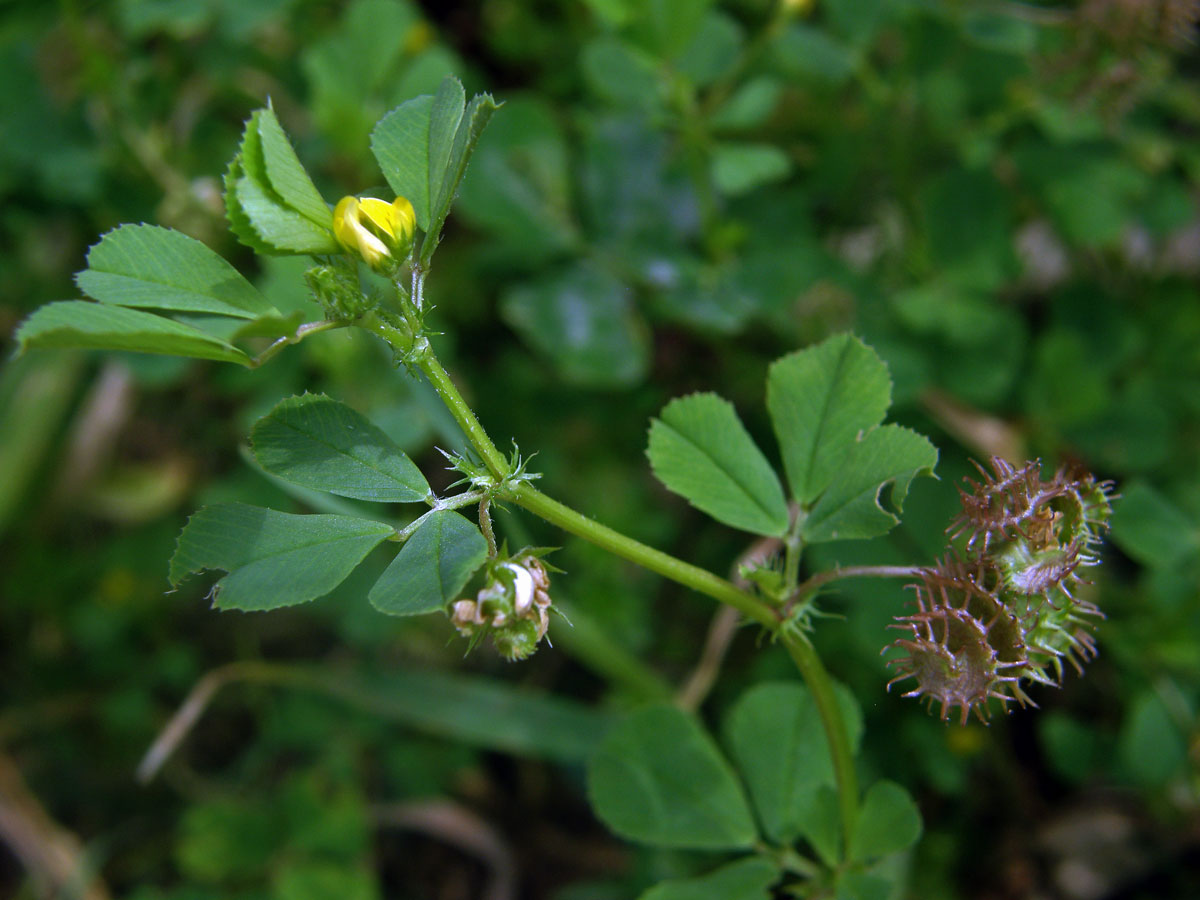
[409,336,776,625]
[413,338,511,480]
[391,491,488,542]
[478,499,498,557]
[502,483,779,629]
[780,630,859,854]
[391,330,859,848]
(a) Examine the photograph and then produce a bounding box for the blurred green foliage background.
[1,0,1199,897]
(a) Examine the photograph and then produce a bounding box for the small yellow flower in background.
[781,0,815,16]
[333,195,416,270]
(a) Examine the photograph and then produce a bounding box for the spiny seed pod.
[1004,587,1103,684]
[888,459,1113,724]
[887,563,1035,724]
[948,458,1112,604]
[450,556,553,661]
[949,458,1112,557]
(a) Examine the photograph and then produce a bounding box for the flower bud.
[332,195,416,270]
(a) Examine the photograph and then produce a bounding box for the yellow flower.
[332,195,416,269]
[780,0,815,16]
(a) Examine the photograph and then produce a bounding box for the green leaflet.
[234,172,339,254]
[16,301,253,366]
[426,77,465,232]
[801,425,938,544]
[255,102,335,227]
[369,510,488,616]
[424,88,499,265]
[587,704,758,850]
[371,94,436,230]
[767,333,892,506]
[722,680,863,845]
[647,334,935,544]
[75,224,276,318]
[251,393,431,503]
[798,786,841,867]
[169,504,393,611]
[848,781,923,862]
[226,106,339,255]
[370,75,498,261]
[647,392,788,536]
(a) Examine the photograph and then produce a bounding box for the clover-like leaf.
[648,392,788,536]
[723,680,863,845]
[370,75,497,257]
[169,504,393,611]
[587,704,758,850]
[368,510,488,616]
[767,334,891,505]
[225,107,339,255]
[801,425,937,543]
[252,394,431,503]
[17,301,253,366]
[849,780,923,861]
[76,224,276,318]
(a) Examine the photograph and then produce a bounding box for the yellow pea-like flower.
[333,195,416,270]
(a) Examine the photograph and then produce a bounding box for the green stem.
[478,499,498,557]
[380,329,858,851]
[780,630,858,855]
[250,320,345,368]
[796,564,925,598]
[392,490,488,542]
[783,510,804,591]
[412,337,511,480]
[503,483,779,629]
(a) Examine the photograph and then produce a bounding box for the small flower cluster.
[451,555,553,661]
[887,458,1113,724]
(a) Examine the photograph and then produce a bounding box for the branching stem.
[796,565,925,597]
[392,491,488,542]
[250,320,345,368]
[379,317,860,857]
[502,482,780,629]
